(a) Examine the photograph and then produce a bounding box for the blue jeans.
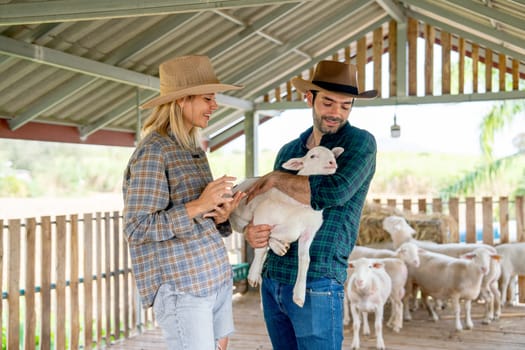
[261,276,344,350]
[152,282,234,350]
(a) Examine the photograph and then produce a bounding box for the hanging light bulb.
[390,114,401,138]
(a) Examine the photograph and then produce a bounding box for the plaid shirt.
[263,122,376,285]
[123,131,232,308]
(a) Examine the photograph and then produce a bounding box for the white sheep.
[495,242,525,306]
[407,247,498,331]
[230,146,344,307]
[347,258,392,350]
[382,214,500,319]
[343,242,420,332]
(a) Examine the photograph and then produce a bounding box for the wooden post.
[482,197,494,245]
[441,30,451,94]
[84,213,94,349]
[113,212,121,341]
[498,53,506,92]
[499,197,509,243]
[40,216,52,350]
[424,24,434,96]
[0,219,3,349]
[418,198,426,214]
[56,216,67,350]
[373,27,382,96]
[458,37,465,94]
[389,20,397,97]
[485,48,493,93]
[472,43,479,93]
[448,198,460,243]
[408,17,418,96]
[403,199,412,212]
[466,197,476,243]
[7,220,21,350]
[71,215,80,349]
[357,37,367,93]
[432,198,442,213]
[25,218,36,350]
[387,198,397,208]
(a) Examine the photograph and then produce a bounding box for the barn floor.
[109,288,525,350]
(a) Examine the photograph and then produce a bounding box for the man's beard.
[314,114,344,134]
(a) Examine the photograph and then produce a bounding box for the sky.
[221,100,524,157]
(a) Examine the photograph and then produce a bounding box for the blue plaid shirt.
[263,122,376,285]
[123,131,232,308]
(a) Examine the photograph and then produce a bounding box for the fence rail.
[1,196,525,349]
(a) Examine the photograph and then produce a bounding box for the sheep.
[495,242,525,306]
[347,258,392,350]
[382,215,500,318]
[406,247,499,331]
[479,253,502,324]
[230,146,344,307]
[343,242,420,332]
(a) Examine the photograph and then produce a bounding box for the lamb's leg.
[491,281,501,319]
[362,312,370,336]
[375,305,386,350]
[268,237,290,256]
[247,248,268,287]
[343,290,351,326]
[499,274,510,306]
[453,296,463,331]
[480,287,493,324]
[464,299,474,330]
[350,304,361,350]
[292,230,315,307]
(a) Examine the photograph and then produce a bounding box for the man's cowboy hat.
[291,60,378,99]
[140,55,243,109]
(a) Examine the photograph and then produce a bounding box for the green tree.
[440,100,525,198]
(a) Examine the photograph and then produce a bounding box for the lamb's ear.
[282,158,304,171]
[332,147,344,158]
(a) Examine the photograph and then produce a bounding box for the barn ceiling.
[0,0,524,149]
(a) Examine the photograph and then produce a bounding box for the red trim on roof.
[0,119,136,147]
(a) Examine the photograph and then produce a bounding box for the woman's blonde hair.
[141,97,201,151]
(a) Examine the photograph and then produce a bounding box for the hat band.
[312,80,359,95]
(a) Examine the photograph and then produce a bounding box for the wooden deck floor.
[110,288,525,350]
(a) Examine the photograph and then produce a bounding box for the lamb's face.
[282,146,344,176]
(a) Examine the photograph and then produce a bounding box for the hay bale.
[357,202,455,246]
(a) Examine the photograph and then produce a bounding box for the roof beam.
[6,13,199,131]
[1,32,252,131]
[0,0,310,25]
[410,10,525,63]
[446,0,525,32]
[227,0,371,84]
[206,14,389,145]
[375,0,407,23]
[402,0,524,52]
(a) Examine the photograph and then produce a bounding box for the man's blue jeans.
[261,276,344,350]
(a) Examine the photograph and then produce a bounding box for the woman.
[123,55,245,350]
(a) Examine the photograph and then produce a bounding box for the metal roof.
[0,0,524,149]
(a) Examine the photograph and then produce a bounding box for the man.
[244,60,378,350]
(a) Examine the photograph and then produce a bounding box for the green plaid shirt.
[262,122,376,285]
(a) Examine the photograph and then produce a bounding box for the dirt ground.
[0,193,124,220]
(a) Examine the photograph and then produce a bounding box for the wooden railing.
[1,196,525,349]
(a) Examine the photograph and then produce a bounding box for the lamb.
[406,247,499,331]
[230,145,344,307]
[495,242,525,306]
[343,242,420,332]
[347,258,392,350]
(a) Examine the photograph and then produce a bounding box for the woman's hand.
[204,190,246,224]
[186,175,238,219]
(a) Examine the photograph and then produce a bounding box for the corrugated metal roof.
[0,0,524,148]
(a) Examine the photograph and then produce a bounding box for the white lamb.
[495,242,525,306]
[407,247,499,331]
[343,242,421,332]
[347,258,392,350]
[230,146,344,307]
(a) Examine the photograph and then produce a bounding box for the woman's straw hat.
[140,55,243,109]
[291,60,378,99]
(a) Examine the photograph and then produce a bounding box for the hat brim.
[140,83,243,109]
[291,77,378,99]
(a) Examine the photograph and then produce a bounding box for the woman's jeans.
[261,276,344,350]
[153,282,234,350]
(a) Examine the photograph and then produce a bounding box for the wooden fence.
[1,196,525,349]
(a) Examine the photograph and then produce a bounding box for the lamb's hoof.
[247,275,261,288]
[392,326,401,333]
[293,296,305,307]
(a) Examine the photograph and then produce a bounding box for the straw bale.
[357,202,455,246]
